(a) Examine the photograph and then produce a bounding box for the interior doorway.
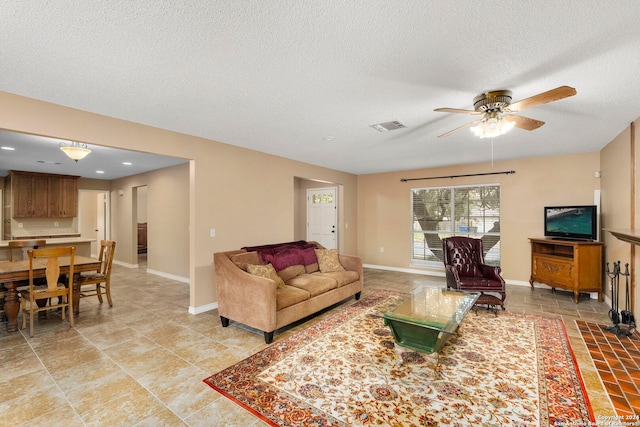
[135,186,148,270]
[78,190,110,257]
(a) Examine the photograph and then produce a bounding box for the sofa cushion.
[315,249,345,273]
[230,251,262,271]
[305,262,319,274]
[458,277,503,291]
[276,285,311,310]
[285,274,338,297]
[314,270,359,287]
[277,264,306,282]
[247,263,286,289]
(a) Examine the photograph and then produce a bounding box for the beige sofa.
[214,241,363,343]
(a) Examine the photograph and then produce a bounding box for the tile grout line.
[18,327,88,426]
[72,321,192,424]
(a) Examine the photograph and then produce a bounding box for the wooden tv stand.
[529,238,603,303]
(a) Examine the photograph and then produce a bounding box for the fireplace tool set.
[605,261,635,337]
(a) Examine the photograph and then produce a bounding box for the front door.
[307,188,337,249]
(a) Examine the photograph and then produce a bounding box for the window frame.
[410,183,501,268]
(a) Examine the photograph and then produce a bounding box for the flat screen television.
[544,205,598,241]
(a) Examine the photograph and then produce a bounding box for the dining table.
[0,255,102,333]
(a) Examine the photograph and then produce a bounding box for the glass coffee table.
[375,287,479,355]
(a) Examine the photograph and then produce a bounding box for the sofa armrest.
[444,264,461,289]
[214,251,279,332]
[339,253,363,281]
[478,263,505,285]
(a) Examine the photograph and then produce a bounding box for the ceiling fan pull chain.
[491,137,494,166]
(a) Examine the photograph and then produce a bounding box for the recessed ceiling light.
[122,162,132,165]
[37,160,61,165]
[96,170,105,174]
[1,146,15,150]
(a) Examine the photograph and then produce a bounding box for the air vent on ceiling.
[370,120,407,132]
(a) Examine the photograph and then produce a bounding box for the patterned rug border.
[204,290,595,426]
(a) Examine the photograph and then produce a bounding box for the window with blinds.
[411,184,501,267]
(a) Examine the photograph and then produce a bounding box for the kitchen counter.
[0,237,95,260]
[0,237,94,247]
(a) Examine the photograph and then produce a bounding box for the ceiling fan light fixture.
[60,141,91,162]
[470,113,515,139]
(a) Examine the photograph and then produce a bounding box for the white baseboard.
[117,260,214,314]
[114,260,190,284]
[113,259,138,269]
[364,264,604,301]
[146,268,190,284]
[363,263,445,277]
[190,302,218,315]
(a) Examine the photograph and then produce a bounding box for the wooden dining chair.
[20,246,75,337]
[0,286,5,322]
[9,239,48,290]
[8,239,47,261]
[78,240,116,307]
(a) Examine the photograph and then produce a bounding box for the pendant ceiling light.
[59,141,91,162]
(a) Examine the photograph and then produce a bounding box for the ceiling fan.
[434,86,577,138]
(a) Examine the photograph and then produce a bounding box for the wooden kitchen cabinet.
[10,172,49,218]
[7,170,79,218]
[48,176,78,217]
[529,238,603,303]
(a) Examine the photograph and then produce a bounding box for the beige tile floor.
[0,259,616,426]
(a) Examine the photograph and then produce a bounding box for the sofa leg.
[355,292,361,300]
[264,331,274,344]
[220,316,230,327]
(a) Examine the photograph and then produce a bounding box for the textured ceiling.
[2,1,640,176]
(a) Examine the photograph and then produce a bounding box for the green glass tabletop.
[376,287,479,353]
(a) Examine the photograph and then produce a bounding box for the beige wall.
[601,121,638,316]
[111,164,189,279]
[0,91,358,311]
[6,88,634,314]
[78,191,99,255]
[357,152,601,283]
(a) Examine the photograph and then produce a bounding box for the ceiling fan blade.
[434,107,481,115]
[506,86,576,113]
[503,115,545,131]
[437,119,482,138]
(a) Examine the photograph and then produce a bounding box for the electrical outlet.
[210,228,216,237]
[380,247,384,253]
[18,223,23,228]
[54,221,59,227]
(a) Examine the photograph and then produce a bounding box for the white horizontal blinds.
[411,184,501,267]
[411,188,451,264]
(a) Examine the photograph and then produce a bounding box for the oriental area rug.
[204,291,594,426]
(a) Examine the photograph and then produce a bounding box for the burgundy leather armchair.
[442,236,506,307]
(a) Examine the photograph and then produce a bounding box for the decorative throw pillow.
[230,251,262,271]
[315,249,345,273]
[247,263,286,288]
